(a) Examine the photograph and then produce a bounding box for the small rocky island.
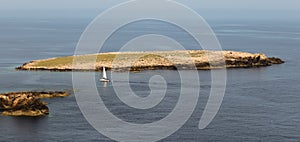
[0,91,69,117]
[16,50,284,72]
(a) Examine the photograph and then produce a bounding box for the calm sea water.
[0,17,300,141]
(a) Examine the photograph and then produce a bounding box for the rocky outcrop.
[0,91,69,117]
[267,57,285,64]
[15,50,284,72]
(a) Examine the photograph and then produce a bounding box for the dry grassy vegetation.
[18,50,275,71]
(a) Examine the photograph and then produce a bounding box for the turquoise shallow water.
[0,18,300,141]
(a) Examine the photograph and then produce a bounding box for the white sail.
[102,67,107,79]
[100,67,109,82]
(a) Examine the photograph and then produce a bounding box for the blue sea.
[0,16,300,141]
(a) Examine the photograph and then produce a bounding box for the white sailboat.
[100,67,110,82]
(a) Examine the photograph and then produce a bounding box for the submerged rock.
[0,91,69,117]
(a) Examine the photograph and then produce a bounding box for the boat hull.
[100,79,110,82]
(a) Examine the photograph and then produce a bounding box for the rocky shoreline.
[0,91,69,117]
[16,50,284,72]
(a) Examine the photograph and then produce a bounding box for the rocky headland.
[0,91,69,117]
